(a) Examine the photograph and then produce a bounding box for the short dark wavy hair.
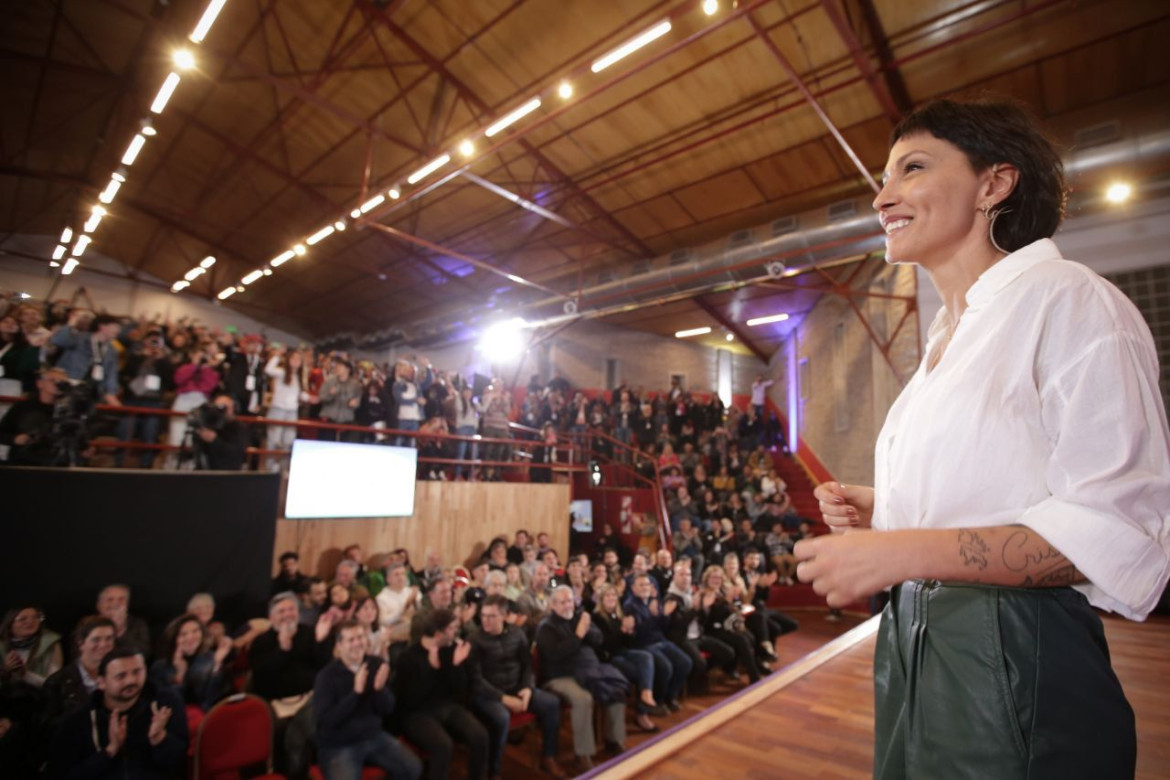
[891,98,1067,253]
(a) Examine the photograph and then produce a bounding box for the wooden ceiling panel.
[614,193,696,239]
[672,168,767,223]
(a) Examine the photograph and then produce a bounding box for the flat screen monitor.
[570,499,593,532]
[286,440,417,518]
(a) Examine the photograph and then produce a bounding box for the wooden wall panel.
[270,481,571,579]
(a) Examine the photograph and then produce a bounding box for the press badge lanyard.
[91,337,105,382]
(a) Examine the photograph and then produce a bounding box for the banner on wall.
[619,495,633,534]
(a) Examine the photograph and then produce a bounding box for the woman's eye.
[904,162,923,173]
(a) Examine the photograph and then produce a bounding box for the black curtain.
[1,468,280,647]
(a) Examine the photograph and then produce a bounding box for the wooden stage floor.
[563,610,1170,779]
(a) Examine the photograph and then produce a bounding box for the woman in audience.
[742,549,800,640]
[591,585,660,732]
[480,383,512,481]
[657,441,680,473]
[452,384,481,479]
[353,597,389,660]
[1,606,62,692]
[376,563,419,644]
[355,368,393,443]
[264,347,306,469]
[151,614,232,712]
[168,343,222,467]
[41,616,115,735]
[698,566,768,683]
[318,359,362,442]
[503,563,525,602]
[724,553,779,663]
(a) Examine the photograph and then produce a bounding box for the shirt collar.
[964,238,1061,309]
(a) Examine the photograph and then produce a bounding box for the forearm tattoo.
[957,526,1084,587]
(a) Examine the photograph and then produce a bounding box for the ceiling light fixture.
[557,81,573,99]
[1105,182,1132,204]
[71,235,91,256]
[83,213,103,233]
[173,49,196,70]
[387,187,401,200]
[270,249,295,267]
[183,267,205,281]
[306,225,335,245]
[140,119,157,136]
[591,20,672,73]
[358,194,385,214]
[262,268,273,276]
[458,139,475,157]
[407,154,451,185]
[241,269,263,285]
[52,245,66,260]
[746,313,790,326]
[217,286,236,300]
[334,220,346,231]
[171,280,189,293]
[121,134,147,165]
[150,73,181,113]
[190,0,229,43]
[98,179,122,204]
[674,326,711,338]
[61,258,80,275]
[485,97,542,137]
[292,243,306,256]
[112,167,127,183]
[702,0,719,15]
[199,256,216,268]
[725,332,735,341]
[60,227,73,243]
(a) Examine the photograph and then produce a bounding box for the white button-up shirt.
[873,239,1170,620]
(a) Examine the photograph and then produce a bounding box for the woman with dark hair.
[591,585,660,733]
[0,606,62,690]
[265,347,307,469]
[41,617,116,732]
[796,98,1169,779]
[453,384,481,479]
[150,614,231,713]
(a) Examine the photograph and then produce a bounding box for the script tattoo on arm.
[1003,526,1085,587]
[958,530,991,570]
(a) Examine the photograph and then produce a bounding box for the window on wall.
[833,322,850,432]
[605,358,619,391]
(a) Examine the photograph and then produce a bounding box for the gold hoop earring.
[982,204,1012,254]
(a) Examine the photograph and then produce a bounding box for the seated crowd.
[0,524,808,779]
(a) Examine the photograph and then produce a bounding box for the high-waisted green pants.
[874,580,1135,779]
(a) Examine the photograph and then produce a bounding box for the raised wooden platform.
[579,612,1170,780]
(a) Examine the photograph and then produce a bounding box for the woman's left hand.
[794,530,906,608]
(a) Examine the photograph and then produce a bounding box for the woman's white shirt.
[265,356,301,412]
[375,585,416,628]
[873,239,1170,620]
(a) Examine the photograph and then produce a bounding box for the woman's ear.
[984,162,1020,208]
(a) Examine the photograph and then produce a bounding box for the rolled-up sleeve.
[1019,331,1170,621]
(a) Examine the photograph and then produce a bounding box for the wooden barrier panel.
[271,480,571,578]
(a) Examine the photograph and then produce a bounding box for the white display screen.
[570,499,593,532]
[286,440,418,518]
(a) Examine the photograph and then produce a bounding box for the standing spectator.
[355,371,393,444]
[319,360,362,442]
[0,367,67,466]
[0,313,40,395]
[394,609,488,780]
[167,345,222,468]
[468,596,566,779]
[314,620,421,780]
[535,586,627,772]
[47,647,187,778]
[750,374,774,420]
[224,335,266,416]
[450,385,482,481]
[96,585,151,659]
[115,332,173,468]
[392,357,433,446]
[480,383,512,481]
[48,311,121,407]
[265,348,306,470]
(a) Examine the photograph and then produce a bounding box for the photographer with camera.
[116,331,173,468]
[167,343,222,468]
[48,310,122,408]
[0,367,69,465]
[190,393,247,470]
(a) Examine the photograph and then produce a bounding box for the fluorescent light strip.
[591,20,672,73]
[52,245,66,260]
[150,72,182,114]
[306,225,335,245]
[71,235,91,256]
[292,244,306,256]
[270,249,295,267]
[746,313,790,326]
[121,134,146,165]
[358,194,385,214]
[190,0,229,43]
[98,179,122,204]
[407,154,451,185]
[171,281,189,292]
[183,267,205,281]
[199,256,216,269]
[217,286,237,300]
[83,214,103,233]
[60,227,73,243]
[485,97,542,138]
[241,269,263,285]
[674,326,711,338]
[61,258,79,275]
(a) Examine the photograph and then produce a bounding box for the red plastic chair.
[193,693,283,780]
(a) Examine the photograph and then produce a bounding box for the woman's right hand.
[813,481,876,531]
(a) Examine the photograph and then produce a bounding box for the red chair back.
[194,693,275,779]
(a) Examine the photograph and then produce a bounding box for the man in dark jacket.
[535,586,626,772]
[468,596,565,779]
[394,609,488,780]
[47,647,187,779]
[623,574,692,710]
[313,620,420,779]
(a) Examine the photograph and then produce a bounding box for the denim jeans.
[395,418,419,447]
[318,732,422,780]
[643,640,693,702]
[115,398,164,468]
[609,649,655,713]
[472,689,560,774]
[454,424,478,478]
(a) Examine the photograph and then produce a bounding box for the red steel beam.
[820,0,903,123]
[854,0,913,115]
